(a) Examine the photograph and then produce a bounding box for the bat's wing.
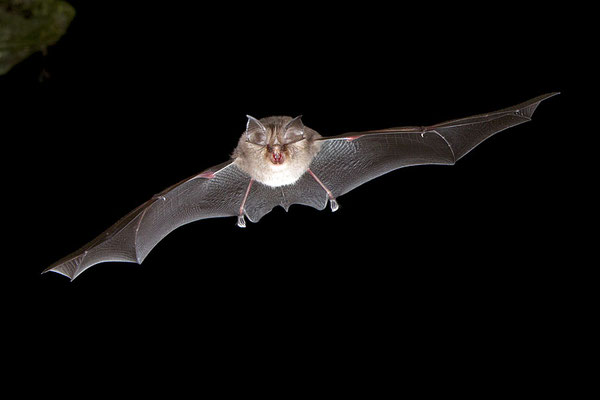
[307,93,558,201]
[43,160,256,280]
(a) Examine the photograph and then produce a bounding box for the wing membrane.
[310,93,557,198]
[44,161,246,280]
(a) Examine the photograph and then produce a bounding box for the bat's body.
[233,116,323,188]
[44,93,558,280]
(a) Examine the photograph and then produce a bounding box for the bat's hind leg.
[237,178,254,228]
[307,169,339,212]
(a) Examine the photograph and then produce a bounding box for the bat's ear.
[282,115,304,144]
[246,115,268,145]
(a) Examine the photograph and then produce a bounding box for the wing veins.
[429,130,456,163]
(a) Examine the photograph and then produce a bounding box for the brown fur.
[232,116,322,187]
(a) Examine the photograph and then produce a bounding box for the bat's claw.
[308,169,339,212]
[330,198,339,212]
[237,215,247,228]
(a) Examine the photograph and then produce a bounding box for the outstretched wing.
[308,93,558,199]
[43,161,253,280]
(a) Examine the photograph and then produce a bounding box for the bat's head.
[233,115,322,187]
[245,115,305,165]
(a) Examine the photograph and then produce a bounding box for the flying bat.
[43,93,558,280]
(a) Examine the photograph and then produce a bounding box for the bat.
[43,93,558,280]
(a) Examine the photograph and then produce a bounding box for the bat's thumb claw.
[237,215,247,228]
[330,198,339,212]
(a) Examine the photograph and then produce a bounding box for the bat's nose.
[267,144,284,164]
[266,145,283,164]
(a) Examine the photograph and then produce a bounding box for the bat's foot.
[237,215,247,228]
[236,179,253,228]
[330,198,339,212]
[307,169,339,212]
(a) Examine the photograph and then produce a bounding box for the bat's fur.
[233,116,322,187]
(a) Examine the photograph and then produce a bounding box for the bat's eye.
[266,145,273,153]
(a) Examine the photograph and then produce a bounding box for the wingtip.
[511,92,559,118]
[42,267,77,281]
[42,251,87,281]
[537,92,560,102]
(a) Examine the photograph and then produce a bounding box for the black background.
[2,1,584,394]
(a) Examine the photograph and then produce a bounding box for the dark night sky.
[2,1,582,389]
